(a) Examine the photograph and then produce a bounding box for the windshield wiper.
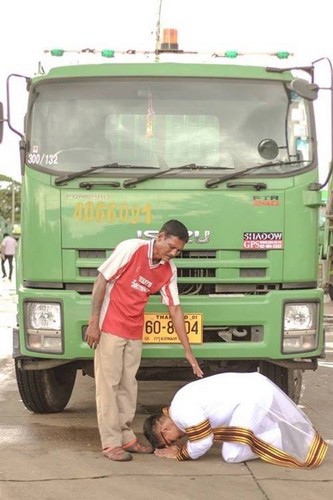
[205,160,307,188]
[55,163,156,186]
[123,164,230,188]
[79,181,121,189]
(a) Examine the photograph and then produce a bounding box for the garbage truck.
[0,32,331,412]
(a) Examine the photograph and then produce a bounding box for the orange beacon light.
[160,29,179,51]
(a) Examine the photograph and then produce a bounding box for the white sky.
[1,0,332,181]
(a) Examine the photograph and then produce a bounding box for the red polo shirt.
[98,238,180,340]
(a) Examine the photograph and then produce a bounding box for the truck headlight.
[283,302,318,353]
[24,302,63,353]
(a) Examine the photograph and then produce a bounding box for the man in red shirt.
[85,219,203,462]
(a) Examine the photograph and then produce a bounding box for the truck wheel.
[15,360,77,413]
[259,361,303,404]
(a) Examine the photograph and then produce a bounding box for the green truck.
[319,183,333,298]
[0,42,330,412]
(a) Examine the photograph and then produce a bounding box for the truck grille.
[72,248,275,295]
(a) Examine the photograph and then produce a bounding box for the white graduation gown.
[168,372,327,468]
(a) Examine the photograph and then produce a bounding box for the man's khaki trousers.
[94,332,142,449]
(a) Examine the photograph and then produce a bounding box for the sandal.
[103,446,133,461]
[122,439,154,454]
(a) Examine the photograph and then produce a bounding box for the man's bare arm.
[85,273,107,349]
[168,304,203,378]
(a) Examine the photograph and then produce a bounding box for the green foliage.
[0,174,21,228]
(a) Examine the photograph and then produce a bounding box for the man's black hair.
[159,219,189,243]
[143,414,164,449]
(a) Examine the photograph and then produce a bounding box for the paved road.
[0,277,16,360]
[0,283,332,500]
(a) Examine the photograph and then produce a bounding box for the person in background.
[143,372,327,468]
[1,233,17,281]
[85,219,203,462]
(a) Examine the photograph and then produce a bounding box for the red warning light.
[160,28,179,51]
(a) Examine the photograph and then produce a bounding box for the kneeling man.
[143,372,327,468]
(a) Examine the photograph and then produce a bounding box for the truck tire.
[15,360,77,413]
[259,361,303,404]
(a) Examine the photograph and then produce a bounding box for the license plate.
[143,313,203,344]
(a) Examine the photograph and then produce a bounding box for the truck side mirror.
[290,79,319,101]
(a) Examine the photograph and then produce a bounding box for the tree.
[0,174,21,232]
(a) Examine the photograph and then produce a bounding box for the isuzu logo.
[136,230,211,244]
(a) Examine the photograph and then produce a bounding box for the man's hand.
[85,273,106,349]
[186,353,204,378]
[85,324,101,349]
[154,445,179,459]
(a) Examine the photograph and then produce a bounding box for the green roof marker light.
[276,51,290,59]
[50,49,65,57]
[224,51,239,58]
[101,50,115,58]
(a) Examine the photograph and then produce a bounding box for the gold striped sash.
[213,426,327,468]
[176,419,213,461]
[177,444,191,461]
[185,419,212,441]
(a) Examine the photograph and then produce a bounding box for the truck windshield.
[27,77,314,176]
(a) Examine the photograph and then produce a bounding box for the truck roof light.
[276,51,290,59]
[224,51,239,58]
[101,50,115,58]
[50,49,65,57]
[160,28,179,51]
